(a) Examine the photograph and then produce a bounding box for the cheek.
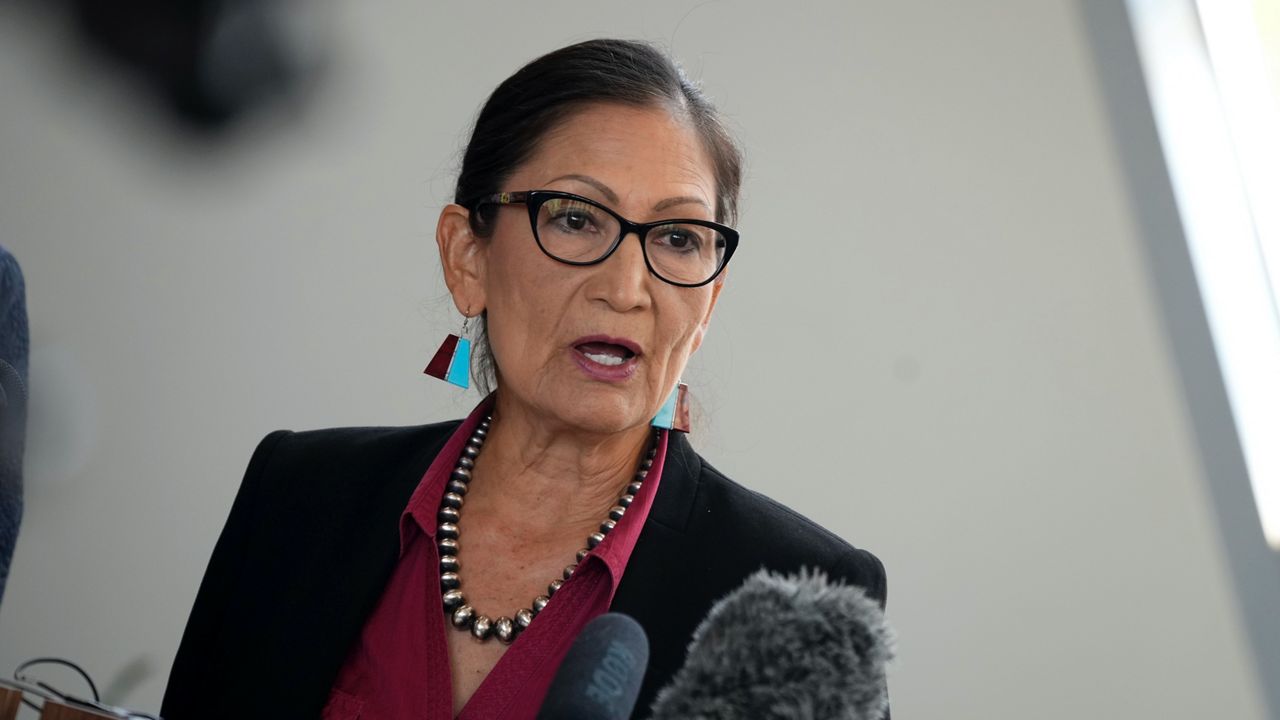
[660,292,714,360]
[482,238,576,364]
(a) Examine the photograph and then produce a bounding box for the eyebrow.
[547,174,711,213]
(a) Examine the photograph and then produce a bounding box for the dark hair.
[454,38,744,393]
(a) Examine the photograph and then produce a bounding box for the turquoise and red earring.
[424,314,473,389]
[651,381,691,433]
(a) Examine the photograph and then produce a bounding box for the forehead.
[511,103,716,210]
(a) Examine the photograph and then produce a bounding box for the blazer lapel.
[611,432,710,716]
[612,430,703,612]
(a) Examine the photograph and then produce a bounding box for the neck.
[465,392,653,538]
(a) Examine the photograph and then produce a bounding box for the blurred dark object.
[72,0,326,131]
[0,245,30,607]
[3,657,162,719]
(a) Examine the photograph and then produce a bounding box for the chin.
[551,392,648,436]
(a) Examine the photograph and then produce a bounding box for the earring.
[424,314,473,389]
[651,381,691,433]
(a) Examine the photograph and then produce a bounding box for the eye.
[651,225,705,253]
[560,211,590,231]
[542,199,602,234]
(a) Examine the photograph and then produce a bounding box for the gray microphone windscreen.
[649,568,894,720]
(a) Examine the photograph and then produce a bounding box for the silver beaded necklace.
[438,415,658,644]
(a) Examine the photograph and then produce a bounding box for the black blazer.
[162,420,888,719]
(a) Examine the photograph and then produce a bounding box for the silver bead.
[515,608,534,629]
[635,470,648,480]
[600,519,616,534]
[495,616,515,644]
[447,479,469,496]
[471,615,492,640]
[463,444,480,458]
[459,456,475,469]
[442,492,464,509]
[608,505,626,521]
[438,523,459,539]
[474,425,488,437]
[618,494,634,508]
[587,532,605,549]
[451,604,474,628]
[548,579,564,595]
[438,507,460,524]
[479,417,492,429]
[442,589,465,610]
[440,555,459,572]
[438,538,459,555]
[440,571,460,590]
[576,548,589,562]
[532,595,550,613]
[451,467,472,481]
[563,564,577,580]
[626,481,643,495]
[469,435,485,446]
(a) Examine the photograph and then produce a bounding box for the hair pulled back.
[453,38,743,393]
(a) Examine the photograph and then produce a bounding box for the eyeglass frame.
[466,190,740,288]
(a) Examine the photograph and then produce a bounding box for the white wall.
[0,1,1268,717]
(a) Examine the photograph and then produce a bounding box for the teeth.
[584,352,625,366]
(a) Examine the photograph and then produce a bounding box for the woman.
[161,39,887,719]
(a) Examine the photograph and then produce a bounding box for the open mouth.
[575,341,638,367]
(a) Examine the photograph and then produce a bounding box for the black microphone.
[649,568,894,720]
[537,612,650,720]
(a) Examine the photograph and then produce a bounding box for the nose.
[584,231,652,312]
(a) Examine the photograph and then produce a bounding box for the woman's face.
[461,103,725,435]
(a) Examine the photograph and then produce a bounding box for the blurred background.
[1,0,1278,717]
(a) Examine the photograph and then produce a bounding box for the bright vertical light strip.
[1128,0,1280,549]
[1198,0,1280,307]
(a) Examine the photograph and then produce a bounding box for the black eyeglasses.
[469,190,739,287]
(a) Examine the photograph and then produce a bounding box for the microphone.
[649,568,894,720]
[536,612,650,720]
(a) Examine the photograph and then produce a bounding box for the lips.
[571,335,642,381]
[576,341,635,366]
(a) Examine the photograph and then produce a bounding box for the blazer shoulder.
[693,456,887,606]
[243,419,458,484]
[263,419,462,466]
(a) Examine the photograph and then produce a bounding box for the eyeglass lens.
[535,196,728,285]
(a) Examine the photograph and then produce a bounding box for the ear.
[436,203,488,316]
[689,270,727,354]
